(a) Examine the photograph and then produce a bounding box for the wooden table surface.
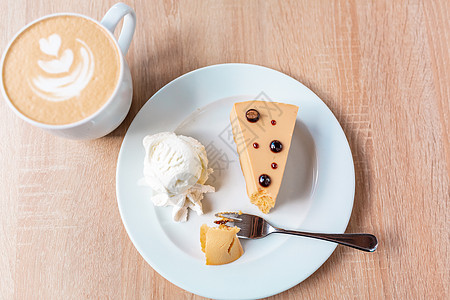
[1,0,448,299]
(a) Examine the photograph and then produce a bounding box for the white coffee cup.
[0,3,136,140]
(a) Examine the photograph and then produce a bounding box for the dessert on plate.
[142,132,214,222]
[200,224,244,265]
[230,101,298,213]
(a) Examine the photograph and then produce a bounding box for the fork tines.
[215,212,242,221]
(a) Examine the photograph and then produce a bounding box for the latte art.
[38,48,74,74]
[2,15,121,125]
[29,34,95,102]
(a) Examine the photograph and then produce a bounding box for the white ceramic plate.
[116,63,354,299]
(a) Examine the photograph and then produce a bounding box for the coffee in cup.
[2,15,121,125]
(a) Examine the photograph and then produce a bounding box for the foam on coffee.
[2,15,121,125]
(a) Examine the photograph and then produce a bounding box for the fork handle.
[272,229,378,252]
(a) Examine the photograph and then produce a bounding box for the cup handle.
[101,3,136,55]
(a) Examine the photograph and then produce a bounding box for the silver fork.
[216,212,378,252]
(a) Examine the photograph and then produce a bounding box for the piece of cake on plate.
[200,224,244,265]
[230,101,298,213]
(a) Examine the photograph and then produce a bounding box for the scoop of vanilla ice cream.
[143,132,214,222]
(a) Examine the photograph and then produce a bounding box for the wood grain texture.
[0,0,448,299]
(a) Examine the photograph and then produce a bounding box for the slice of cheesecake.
[230,101,298,213]
[200,224,244,265]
